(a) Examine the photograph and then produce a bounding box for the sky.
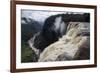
[21,10,67,22]
[21,9,85,23]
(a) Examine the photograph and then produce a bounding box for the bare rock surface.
[38,22,90,62]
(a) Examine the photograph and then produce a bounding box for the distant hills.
[21,17,43,42]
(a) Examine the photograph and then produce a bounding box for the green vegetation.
[21,42,33,62]
[21,42,38,63]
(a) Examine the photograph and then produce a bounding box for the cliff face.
[21,12,90,62]
[38,22,90,62]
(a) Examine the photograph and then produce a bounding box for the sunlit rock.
[38,22,90,62]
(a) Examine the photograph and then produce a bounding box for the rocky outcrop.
[38,22,90,62]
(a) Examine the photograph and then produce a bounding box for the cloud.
[21,10,66,22]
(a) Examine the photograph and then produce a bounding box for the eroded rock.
[38,22,90,62]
